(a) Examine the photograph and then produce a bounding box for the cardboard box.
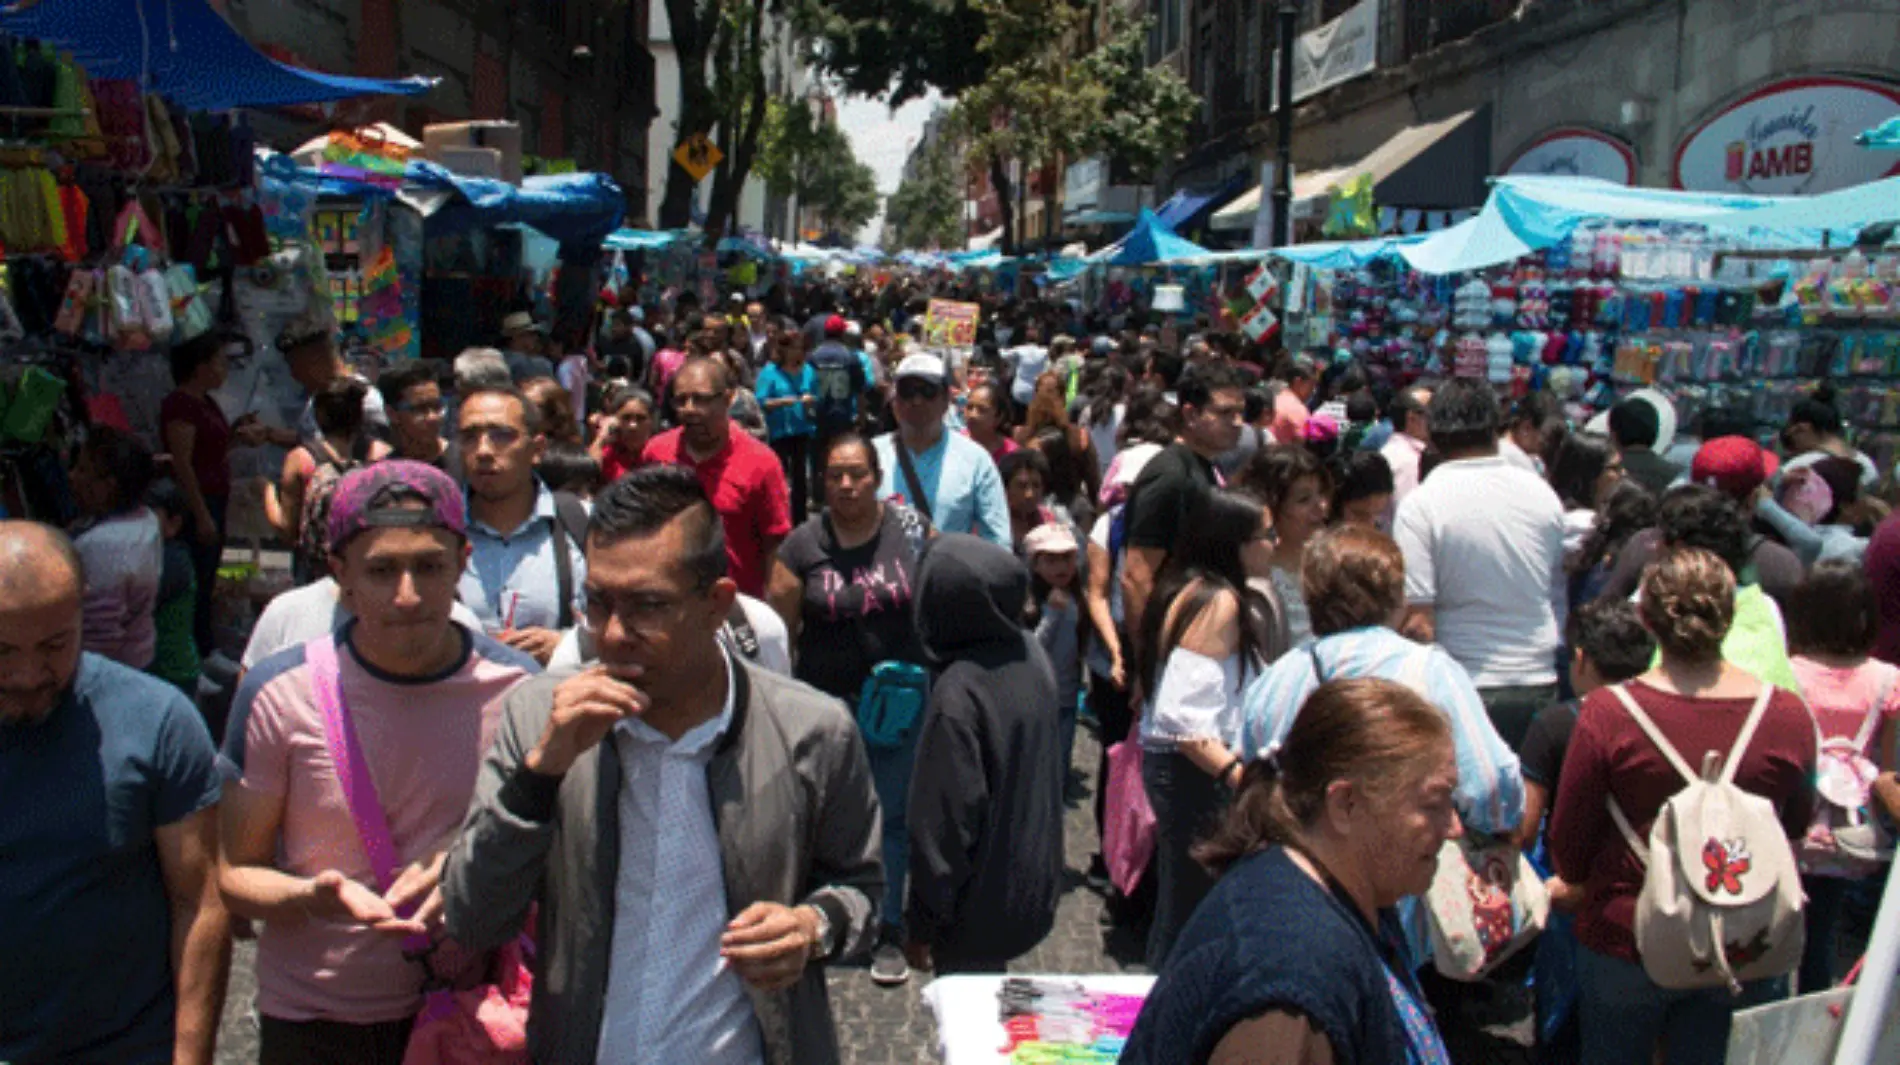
[423,121,523,184]
[424,145,504,181]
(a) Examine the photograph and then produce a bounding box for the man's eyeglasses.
[1203,402,1246,421]
[395,400,447,416]
[583,588,698,632]
[896,380,944,402]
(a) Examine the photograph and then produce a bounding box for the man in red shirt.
[643,357,792,596]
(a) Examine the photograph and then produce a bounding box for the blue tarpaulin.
[604,228,693,252]
[404,162,625,250]
[1858,116,1900,150]
[1093,208,1209,266]
[2,0,436,111]
[1396,175,1863,275]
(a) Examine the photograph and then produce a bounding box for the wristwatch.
[803,903,834,961]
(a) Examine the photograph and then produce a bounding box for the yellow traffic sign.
[673,133,723,182]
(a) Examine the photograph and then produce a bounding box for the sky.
[834,87,945,246]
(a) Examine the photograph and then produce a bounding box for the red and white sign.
[1505,128,1637,184]
[1674,75,1900,195]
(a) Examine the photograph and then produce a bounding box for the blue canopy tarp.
[403,162,625,250]
[1267,233,1431,270]
[604,228,693,252]
[2,0,435,111]
[1858,116,1900,150]
[1093,208,1209,266]
[1396,175,1857,275]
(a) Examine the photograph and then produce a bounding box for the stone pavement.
[216,722,1144,1064]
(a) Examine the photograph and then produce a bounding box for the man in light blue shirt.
[455,387,586,664]
[875,353,1010,546]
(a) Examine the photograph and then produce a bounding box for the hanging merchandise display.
[1276,209,1900,474]
[0,27,279,525]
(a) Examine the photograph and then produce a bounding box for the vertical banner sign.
[924,299,981,347]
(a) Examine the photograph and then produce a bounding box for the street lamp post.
[1271,1,1297,248]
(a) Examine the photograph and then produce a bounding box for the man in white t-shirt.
[1394,378,1565,753]
[1003,322,1050,414]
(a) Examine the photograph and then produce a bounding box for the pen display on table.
[997,977,1146,1063]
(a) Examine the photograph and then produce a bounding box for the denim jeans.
[1576,947,1788,1065]
[1057,691,1078,788]
[1800,873,1852,993]
[259,1014,415,1065]
[1142,748,1226,969]
[868,724,922,937]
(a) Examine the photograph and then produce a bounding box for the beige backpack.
[1605,683,1805,993]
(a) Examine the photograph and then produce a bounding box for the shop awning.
[2,0,436,111]
[1211,109,1491,231]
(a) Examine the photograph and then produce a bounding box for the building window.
[1241,3,1260,108]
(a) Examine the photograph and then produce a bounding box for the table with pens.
[921,974,1156,1063]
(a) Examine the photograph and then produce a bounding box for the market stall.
[1260,173,1900,472]
[922,974,1154,1065]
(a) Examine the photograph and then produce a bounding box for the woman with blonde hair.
[1123,678,1461,1065]
[1550,547,1816,1065]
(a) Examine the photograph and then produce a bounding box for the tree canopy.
[756,97,881,238]
[883,141,965,250]
[795,0,990,103]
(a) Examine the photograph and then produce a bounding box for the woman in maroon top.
[1550,546,1815,1065]
[161,333,265,654]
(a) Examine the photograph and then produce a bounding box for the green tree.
[795,0,990,103]
[947,0,1103,254]
[1080,8,1200,179]
[884,142,965,250]
[756,97,881,238]
[657,0,798,237]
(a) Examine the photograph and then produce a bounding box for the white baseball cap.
[895,353,947,382]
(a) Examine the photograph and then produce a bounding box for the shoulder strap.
[895,440,933,523]
[1852,672,1896,754]
[1608,797,1648,867]
[1719,683,1778,787]
[1607,683,1701,786]
[1309,642,1327,684]
[725,600,761,661]
[548,491,591,631]
[305,634,403,891]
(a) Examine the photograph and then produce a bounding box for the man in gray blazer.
[443,465,883,1064]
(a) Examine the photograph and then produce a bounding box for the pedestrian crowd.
[8,277,1900,1065]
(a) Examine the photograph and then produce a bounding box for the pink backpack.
[1798,676,1896,879]
[306,635,532,1064]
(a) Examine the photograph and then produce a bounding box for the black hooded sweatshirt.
[905,534,1064,962]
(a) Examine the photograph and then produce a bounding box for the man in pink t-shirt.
[219,461,538,1062]
[1270,354,1317,445]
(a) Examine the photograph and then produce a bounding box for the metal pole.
[1832,856,1900,1065]
[1271,1,1298,248]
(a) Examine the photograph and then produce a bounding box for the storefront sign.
[1287,0,1379,105]
[1064,157,1106,213]
[1674,76,1900,195]
[1505,128,1636,184]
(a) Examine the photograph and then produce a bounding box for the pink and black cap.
[326,460,468,555]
